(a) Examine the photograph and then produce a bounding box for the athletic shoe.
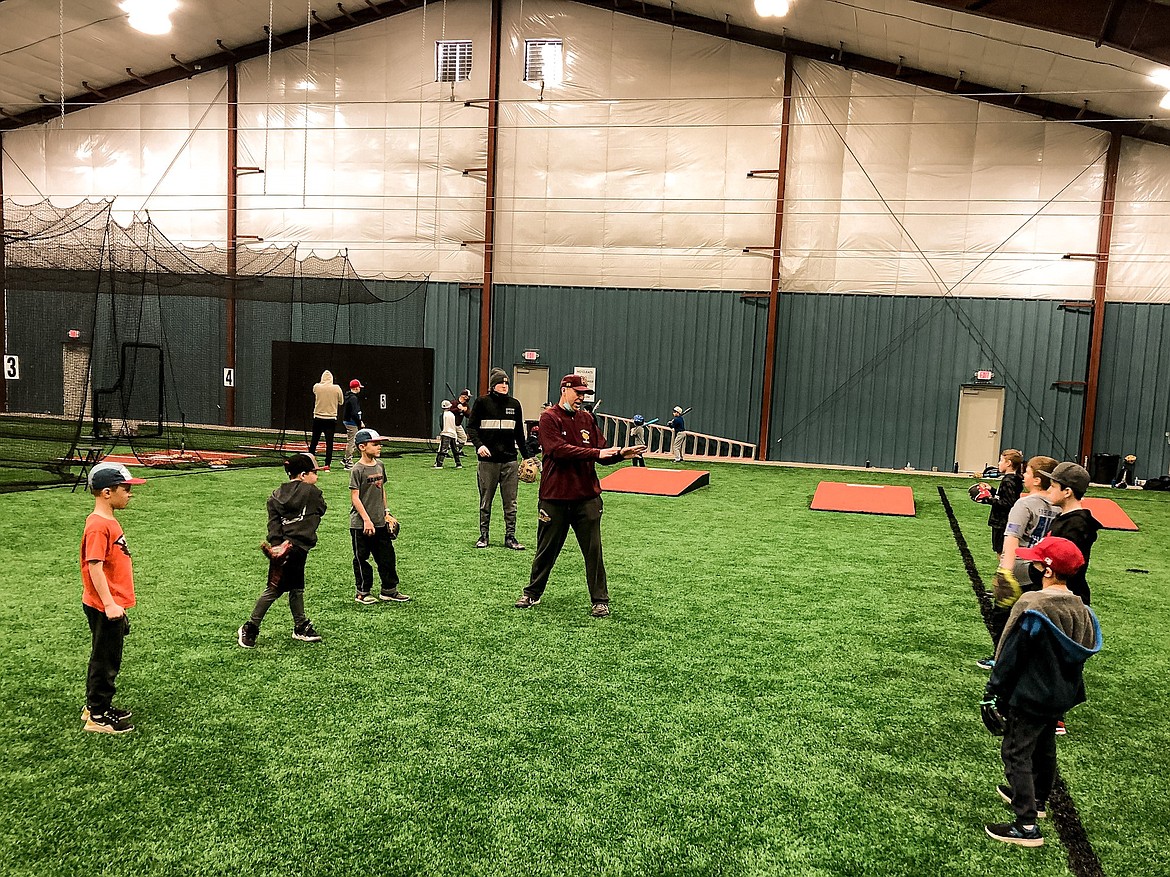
[514,594,540,609]
[984,822,1043,847]
[237,622,258,649]
[320,466,330,472]
[378,591,411,602]
[504,537,526,551]
[976,656,996,671]
[81,705,132,722]
[455,465,463,469]
[84,711,134,735]
[433,464,443,469]
[354,593,379,605]
[292,621,323,643]
[475,537,489,549]
[997,784,1046,819]
[591,602,611,618]
[1055,721,1067,736]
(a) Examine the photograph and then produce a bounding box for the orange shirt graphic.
[80,514,136,611]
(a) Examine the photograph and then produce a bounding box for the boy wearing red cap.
[80,462,147,734]
[980,536,1102,847]
[341,379,364,469]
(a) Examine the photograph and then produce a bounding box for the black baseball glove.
[979,686,1008,736]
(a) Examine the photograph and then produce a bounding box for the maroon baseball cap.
[560,374,594,394]
[1016,536,1085,577]
[349,379,362,389]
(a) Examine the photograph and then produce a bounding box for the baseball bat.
[644,418,659,426]
[681,406,692,416]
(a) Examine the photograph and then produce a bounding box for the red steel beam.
[1079,131,1122,466]
[757,53,794,461]
[225,64,238,428]
[477,0,503,393]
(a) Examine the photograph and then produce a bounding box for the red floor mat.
[1081,497,1139,531]
[810,481,916,516]
[600,467,710,496]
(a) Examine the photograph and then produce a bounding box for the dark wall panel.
[769,294,1091,469]
[492,285,769,444]
[1094,302,1170,479]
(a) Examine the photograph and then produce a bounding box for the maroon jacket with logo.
[537,405,621,501]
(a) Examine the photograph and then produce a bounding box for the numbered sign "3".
[3,355,19,380]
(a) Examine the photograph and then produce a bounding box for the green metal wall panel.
[424,282,480,434]
[491,285,769,443]
[1094,303,1170,478]
[769,294,1091,469]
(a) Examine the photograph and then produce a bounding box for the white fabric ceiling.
[0,0,1167,133]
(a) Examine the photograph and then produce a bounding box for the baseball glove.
[968,482,994,504]
[385,512,400,540]
[992,567,1022,609]
[518,456,540,484]
[260,540,290,561]
[980,688,1008,736]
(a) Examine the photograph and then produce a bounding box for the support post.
[756,53,794,460]
[226,65,238,427]
[477,0,503,393]
[1079,131,1121,466]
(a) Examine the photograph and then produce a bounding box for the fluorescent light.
[1161,91,1170,110]
[754,0,791,17]
[1149,69,1170,89]
[121,0,178,36]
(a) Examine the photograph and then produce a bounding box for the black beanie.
[489,367,508,388]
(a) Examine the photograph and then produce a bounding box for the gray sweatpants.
[478,459,519,540]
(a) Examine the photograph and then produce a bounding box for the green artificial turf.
[1,459,1167,876]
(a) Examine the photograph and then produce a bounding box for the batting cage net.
[1,199,429,491]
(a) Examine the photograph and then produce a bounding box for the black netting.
[1,198,429,491]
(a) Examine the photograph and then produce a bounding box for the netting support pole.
[1079,130,1121,467]
[225,65,239,428]
[476,0,503,393]
[756,53,794,461]
[0,134,7,414]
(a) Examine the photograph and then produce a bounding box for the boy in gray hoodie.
[238,453,328,648]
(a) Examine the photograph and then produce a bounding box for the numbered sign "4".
[3,355,19,380]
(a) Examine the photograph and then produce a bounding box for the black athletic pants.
[1001,710,1058,824]
[631,455,646,467]
[84,603,129,715]
[308,417,338,467]
[524,497,608,605]
[249,545,309,629]
[351,526,400,596]
[435,436,462,467]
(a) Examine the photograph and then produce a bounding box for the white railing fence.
[595,413,757,461]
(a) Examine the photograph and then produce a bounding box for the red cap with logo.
[560,374,594,394]
[350,379,362,389]
[1015,536,1085,577]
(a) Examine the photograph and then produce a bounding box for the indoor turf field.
[1,458,1168,877]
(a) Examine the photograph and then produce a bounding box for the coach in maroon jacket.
[514,374,646,618]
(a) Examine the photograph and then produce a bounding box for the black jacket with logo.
[466,392,530,463]
[267,480,327,551]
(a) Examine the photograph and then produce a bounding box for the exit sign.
[522,349,539,361]
[974,370,994,382]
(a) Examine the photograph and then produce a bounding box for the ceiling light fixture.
[120,0,178,36]
[1149,69,1170,89]
[1161,92,1170,110]
[754,0,792,18]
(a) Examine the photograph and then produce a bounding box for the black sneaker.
[985,821,1043,847]
[81,705,132,722]
[504,536,526,551]
[475,536,489,549]
[997,784,1046,818]
[354,593,379,605]
[975,656,996,671]
[514,594,540,609]
[378,591,411,602]
[591,602,611,618]
[84,711,134,735]
[238,622,259,649]
[292,621,323,643]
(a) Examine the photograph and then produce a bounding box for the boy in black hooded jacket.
[982,536,1102,848]
[1037,461,1101,605]
[238,453,328,648]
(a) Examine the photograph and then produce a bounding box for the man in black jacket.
[466,368,533,550]
[982,536,1101,848]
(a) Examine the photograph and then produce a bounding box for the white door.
[955,386,1005,474]
[62,343,92,420]
[511,365,550,424]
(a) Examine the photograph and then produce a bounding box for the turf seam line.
[937,486,1106,877]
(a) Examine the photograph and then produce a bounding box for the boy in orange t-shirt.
[80,462,146,734]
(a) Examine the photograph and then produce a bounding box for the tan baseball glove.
[518,456,540,484]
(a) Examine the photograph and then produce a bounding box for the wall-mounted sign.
[3,355,19,380]
[974,370,994,382]
[223,368,235,387]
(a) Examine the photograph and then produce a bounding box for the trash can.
[1090,453,1120,484]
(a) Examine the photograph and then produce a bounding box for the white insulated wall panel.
[1107,139,1170,303]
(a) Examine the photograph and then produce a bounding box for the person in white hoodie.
[308,370,344,471]
[433,400,463,469]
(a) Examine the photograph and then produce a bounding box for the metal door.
[954,385,1005,474]
[511,365,550,424]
